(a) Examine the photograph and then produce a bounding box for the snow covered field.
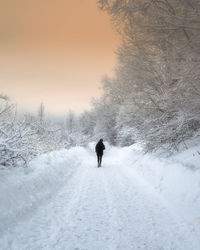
[1,143,200,250]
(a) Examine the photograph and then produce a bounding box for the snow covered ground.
[0,143,200,250]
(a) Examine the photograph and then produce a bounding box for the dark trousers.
[97,153,103,167]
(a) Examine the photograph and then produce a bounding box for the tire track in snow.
[58,157,121,250]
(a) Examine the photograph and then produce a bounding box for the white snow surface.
[1,143,200,250]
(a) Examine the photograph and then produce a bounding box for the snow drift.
[0,147,87,232]
[108,144,200,226]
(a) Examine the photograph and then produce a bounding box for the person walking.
[95,139,105,167]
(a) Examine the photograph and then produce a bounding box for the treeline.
[91,0,200,152]
[0,97,86,167]
[0,95,97,167]
[0,97,60,167]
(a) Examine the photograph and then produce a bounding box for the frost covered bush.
[0,97,66,167]
[0,97,33,167]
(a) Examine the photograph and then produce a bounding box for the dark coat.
[95,140,105,155]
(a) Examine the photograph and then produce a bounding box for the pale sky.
[0,0,119,115]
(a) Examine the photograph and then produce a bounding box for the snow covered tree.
[0,96,40,167]
[97,0,200,152]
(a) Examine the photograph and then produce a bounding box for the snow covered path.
[1,146,199,250]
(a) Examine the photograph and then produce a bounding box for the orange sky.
[0,0,119,115]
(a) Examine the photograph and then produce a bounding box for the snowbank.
[107,144,200,229]
[0,147,87,232]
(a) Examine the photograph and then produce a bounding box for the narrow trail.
[1,148,198,250]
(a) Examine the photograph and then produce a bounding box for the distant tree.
[38,103,45,124]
